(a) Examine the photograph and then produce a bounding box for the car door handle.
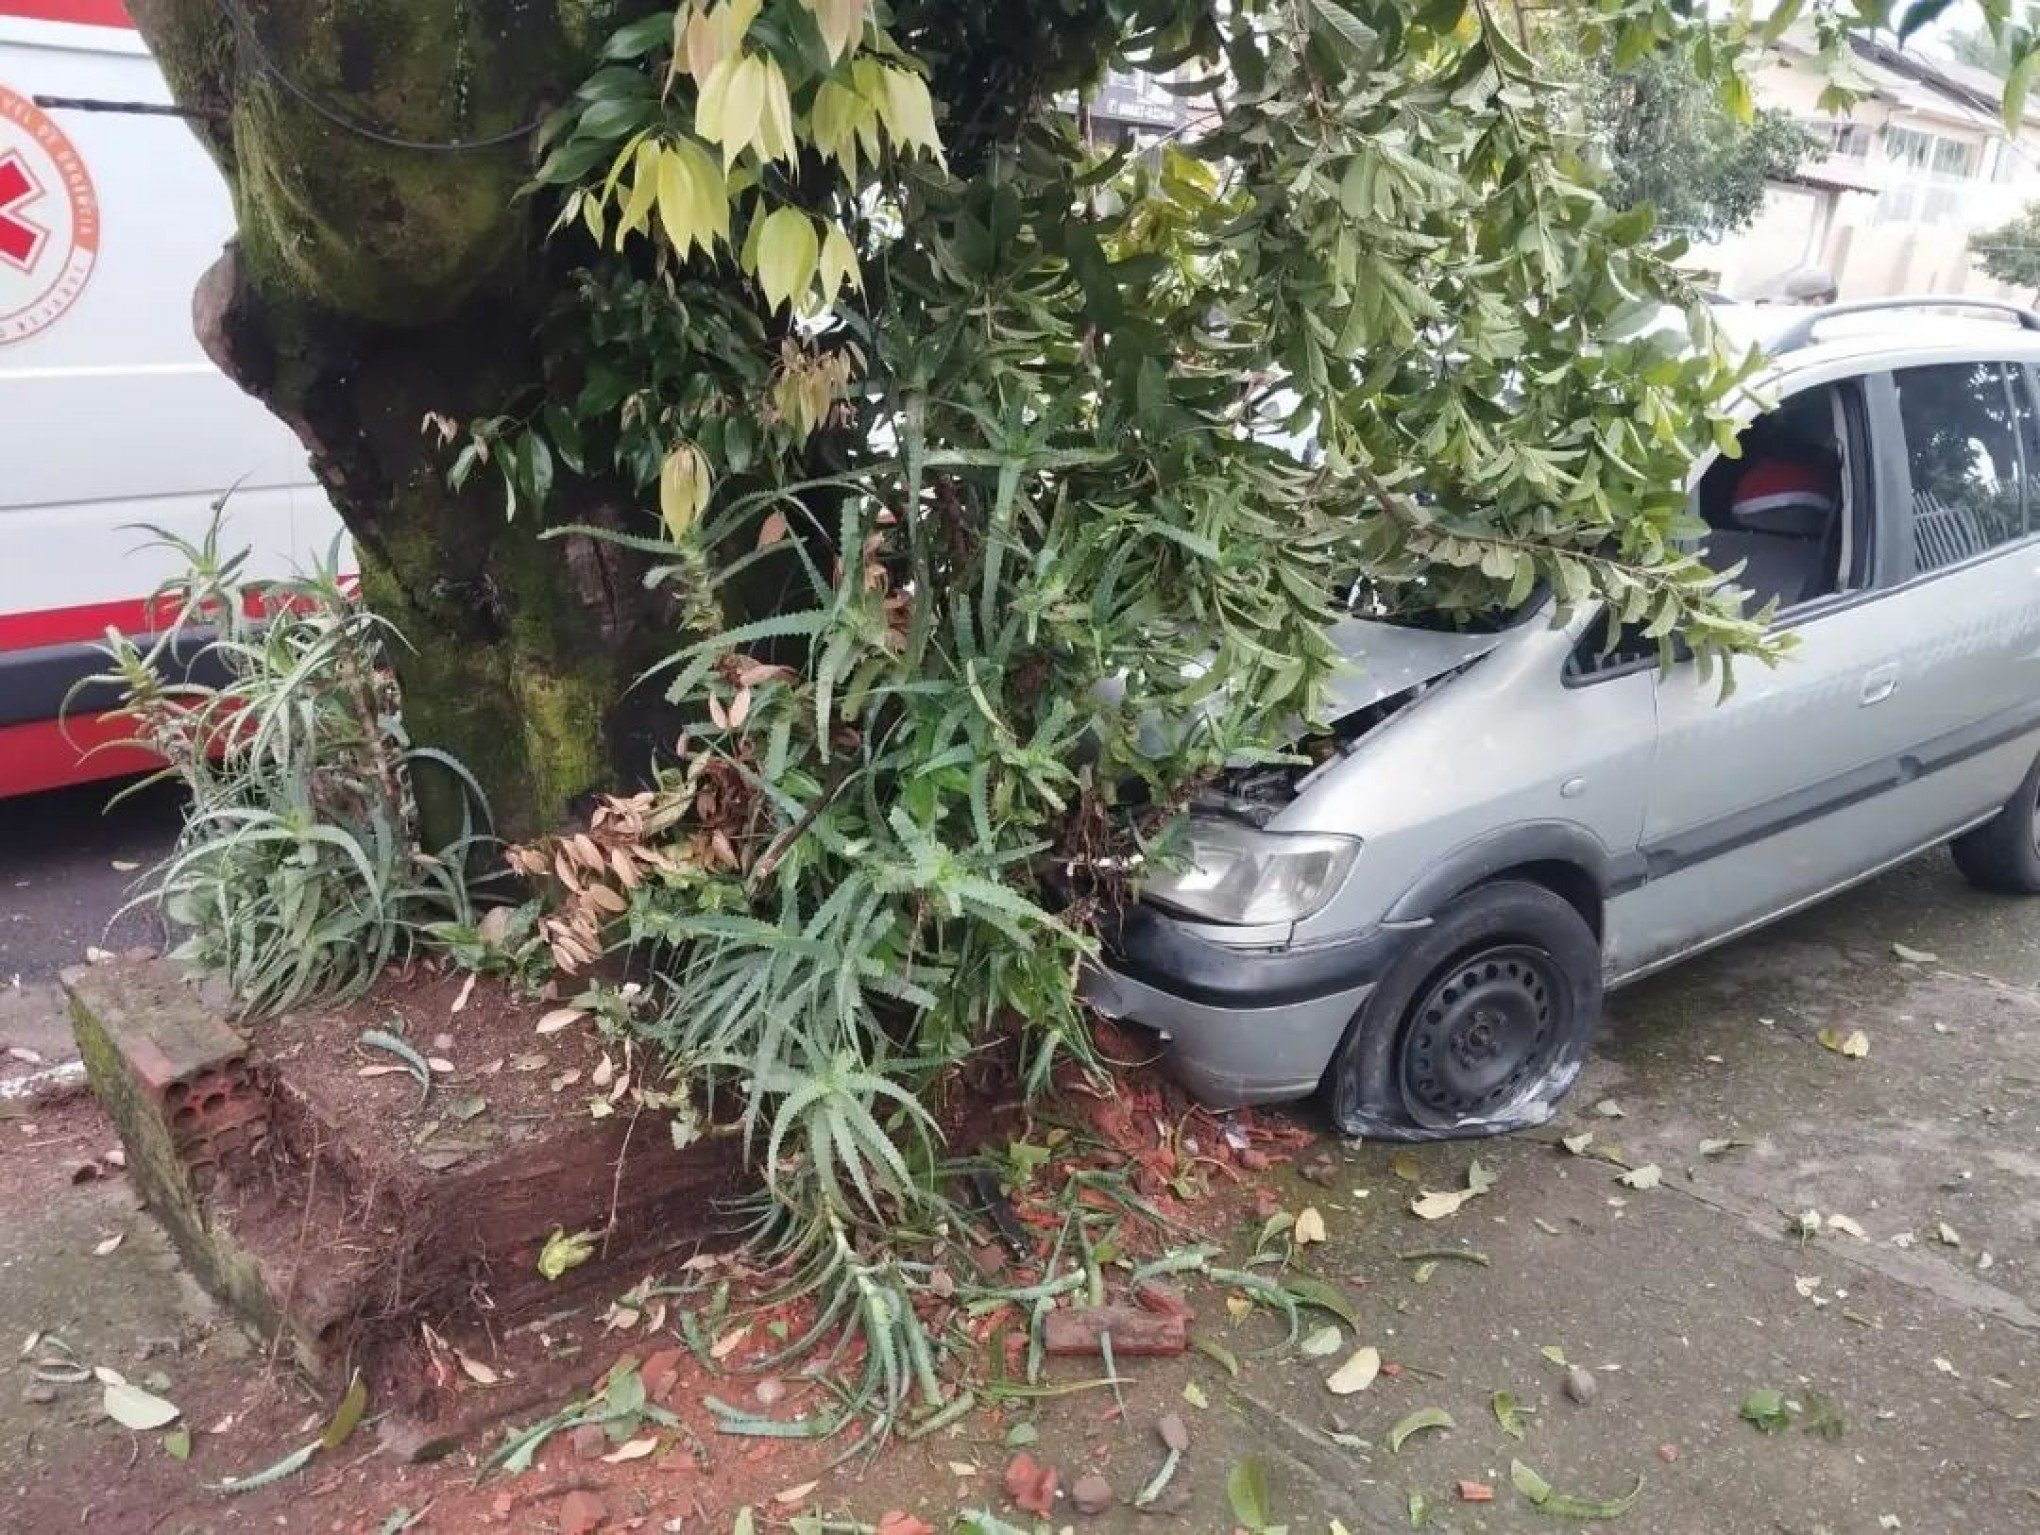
[1860,664,1899,707]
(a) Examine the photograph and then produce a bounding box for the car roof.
[1718,299,2040,384]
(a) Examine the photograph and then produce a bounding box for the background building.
[1700,31,2040,301]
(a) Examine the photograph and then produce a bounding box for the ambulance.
[0,0,343,796]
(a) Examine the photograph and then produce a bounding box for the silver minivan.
[1086,298,2040,1140]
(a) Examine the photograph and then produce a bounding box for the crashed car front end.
[1083,615,1507,1107]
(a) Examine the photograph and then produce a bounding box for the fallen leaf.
[1284,1274,1362,1327]
[1293,1206,1328,1246]
[1225,1458,1272,1530]
[1511,1459,1644,1518]
[93,1232,124,1257]
[537,1228,598,1281]
[1191,1336,1241,1376]
[1892,942,1938,964]
[1225,1293,1253,1321]
[1826,1213,1868,1241]
[164,1427,191,1461]
[1466,1158,1497,1193]
[1182,1381,1209,1409]
[1300,1324,1344,1358]
[1386,1407,1454,1453]
[1618,1163,1662,1190]
[7,1046,43,1065]
[1325,1345,1381,1395]
[875,1515,935,1535]
[711,1324,752,1361]
[604,1435,659,1464]
[1817,1027,1870,1059]
[1741,1388,1794,1433]
[110,859,140,872]
[457,1352,500,1386]
[947,1460,978,1478]
[536,1008,584,1036]
[427,1057,455,1075]
[1410,1189,1473,1221]
[1593,1098,1626,1118]
[1492,1389,1531,1440]
[320,1373,367,1450]
[1697,1137,1748,1157]
[1540,1344,1567,1366]
[1560,1132,1594,1156]
[1390,1151,1422,1182]
[773,1479,820,1505]
[103,1376,180,1431]
[210,1439,319,1496]
[451,972,477,1014]
[1934,1222,1962,1248]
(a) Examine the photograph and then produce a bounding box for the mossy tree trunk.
[128,0,668,842]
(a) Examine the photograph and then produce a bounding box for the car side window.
[1893,361,2034,572]
[1691,379,1868,618]
[1570,377,1872,682]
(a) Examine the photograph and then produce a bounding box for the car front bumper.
[1081,906,1411,1108]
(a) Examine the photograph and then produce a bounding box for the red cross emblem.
[0,148,47,273]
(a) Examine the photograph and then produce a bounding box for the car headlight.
[1141,818,1361,926]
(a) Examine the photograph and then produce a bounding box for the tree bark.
[127,0,666,842]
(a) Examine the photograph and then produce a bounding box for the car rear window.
[1893,361,2039,572]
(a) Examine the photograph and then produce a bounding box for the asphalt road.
[0,775,183,986]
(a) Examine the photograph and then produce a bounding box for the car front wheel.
[1326,881,1601,1141]
[1951,752,2040,895]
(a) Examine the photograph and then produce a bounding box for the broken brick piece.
[640,1346,685,1403]
[1132,1279,1194,1321]
[1457,1480,1495,1503]
[559,1489,609,1534]
[1043,1304,1187,1358]
[1004,1451,1059,1516]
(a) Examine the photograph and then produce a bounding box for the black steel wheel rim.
[1399,944,1563,1125]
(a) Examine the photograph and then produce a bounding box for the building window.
[1803,118,1869,158]
[1882,124,1979,180]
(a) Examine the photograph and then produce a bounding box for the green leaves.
[538,1228,599,1281]
[1510,1461,1645,1520]
[754,207,820,313]
[98,527,480,1020]
[658,442,713,540]
[1226,1458,1276,1531]
[1386,1407,1454,1453]
[1310,0,1379,58]
[1492,1390,1531,1440]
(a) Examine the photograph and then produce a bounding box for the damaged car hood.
[1317,618,1507,720]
